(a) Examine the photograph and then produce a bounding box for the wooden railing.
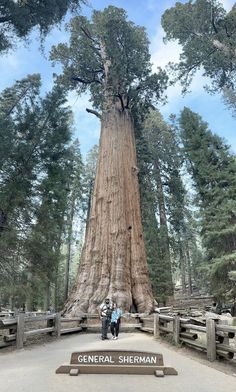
[2,311,235,362]
[0,313,86,349]
[139,314,236,362]
[0,313,141,350]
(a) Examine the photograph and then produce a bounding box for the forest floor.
[0,332,236,392]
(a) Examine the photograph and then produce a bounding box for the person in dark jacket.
[99,298,112,340]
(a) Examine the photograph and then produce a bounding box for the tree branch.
[116,93,125,111]
[86,108,102,119]
[71,76,92,85]
[71,76,102,85]
[211,7,218,34]
[81,26,98,44]
[0,16,11,24]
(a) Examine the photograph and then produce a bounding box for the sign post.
[56,350,178,377]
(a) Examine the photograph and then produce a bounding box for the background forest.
[0,0,236,311]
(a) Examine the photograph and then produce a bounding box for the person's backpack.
[106,307,112,319]
[101,303,112,318]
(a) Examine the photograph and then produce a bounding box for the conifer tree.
[179,107,236,300]
[161,0,236,95]
[0,75,81,310]
[0,0,86,52]
[141,110,173,301]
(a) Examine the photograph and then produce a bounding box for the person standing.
[99,298,112,340]
[111,302,122,340]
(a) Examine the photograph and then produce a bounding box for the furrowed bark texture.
[64,107,154,315]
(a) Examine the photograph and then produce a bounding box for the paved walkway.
[0,332,236,392]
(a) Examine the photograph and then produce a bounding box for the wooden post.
[218,319,229,345]
[54,313,61,338]
[173,316,180,345]
[154,314,160,339]
[47,315,54,335]
[206,318,216,361]
[16,313,25,350]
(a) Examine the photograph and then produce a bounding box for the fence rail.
[0,313,141,349]
[0,313,87,349]
[140,314,236,362]
[1,312,235,362]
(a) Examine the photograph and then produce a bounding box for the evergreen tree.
[24,86,76,310]
[0,0,86,52]
[179,107,236,300]
[142,110,173,301]
[0,75,82,310]
[64,139,84,303]
[0,74,42,306]
[161,0,236,95]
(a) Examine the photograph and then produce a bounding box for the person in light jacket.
[110,302,122,340]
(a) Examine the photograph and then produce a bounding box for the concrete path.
[0,332,236,392]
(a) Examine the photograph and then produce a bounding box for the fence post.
[154,314,160,339]
[173,315,180,345]
[54,313,61,338]
[47,315,54,335]
[206,318,216,362]
[16,313,25,350]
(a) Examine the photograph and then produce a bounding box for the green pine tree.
[179,107,236,300]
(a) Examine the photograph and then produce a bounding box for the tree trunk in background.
[155,159,173,297]
[63,107,154,315]
[64,200,75,302]
[45,280,51,311]
[179,239,186,295]
[185,241,192,296]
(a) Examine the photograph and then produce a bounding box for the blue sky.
[0,0,235,156]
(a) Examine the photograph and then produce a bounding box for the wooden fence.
[0,313,86,349]
[1,312,235,363]
[140,314,236,362]
[0,313,141,350]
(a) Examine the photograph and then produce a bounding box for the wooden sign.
[56,350,178,377]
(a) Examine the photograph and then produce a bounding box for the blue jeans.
[101,317,110,338]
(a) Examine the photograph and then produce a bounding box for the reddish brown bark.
[64,107,154,315]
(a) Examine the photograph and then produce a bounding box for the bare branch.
[81,26,97,44]
[211,7,218,34]
[86,108,102,119]
[71,75,103,85]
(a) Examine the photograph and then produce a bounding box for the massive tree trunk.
[63,106,154,315]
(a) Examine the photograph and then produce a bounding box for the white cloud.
[150,26,181,69]
[150,26,208,105]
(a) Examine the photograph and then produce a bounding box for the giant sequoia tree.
[51,6,167,314]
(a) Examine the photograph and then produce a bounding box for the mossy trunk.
[63,107,154,315]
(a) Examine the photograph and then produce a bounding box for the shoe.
[112,336,115,340]
[104,337,109,340]
[114,336,118,340]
